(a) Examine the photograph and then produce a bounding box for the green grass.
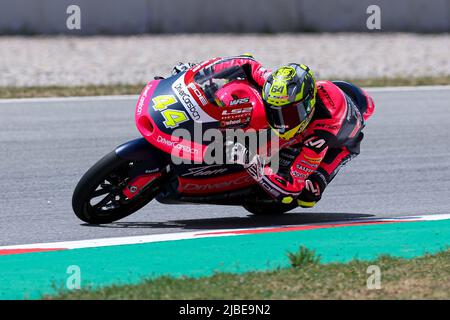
[351,75,450,87]
[287,246,321,268]
[1,76,450,99]
[0,84,145,99]
[46,248,450,300]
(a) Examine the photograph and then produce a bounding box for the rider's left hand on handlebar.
[225,141,250,166]
[224,141,263,177]
[171,62,196,75]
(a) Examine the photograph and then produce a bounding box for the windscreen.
[194,64,248,105]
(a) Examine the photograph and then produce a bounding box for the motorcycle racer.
[173,55,375,209]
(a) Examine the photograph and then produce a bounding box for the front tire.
[72,151,159,224]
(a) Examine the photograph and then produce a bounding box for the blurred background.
[0,0,449,89]
[2,0,450,34]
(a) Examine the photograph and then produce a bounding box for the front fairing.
[135,65,273,163]
[135,72,220,162]
[146,72,220,136]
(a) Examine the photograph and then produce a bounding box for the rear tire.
[243,202,297,215]
[72,151,159,224]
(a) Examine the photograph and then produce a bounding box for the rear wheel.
[243,202,297,215]
[72,151,161,224]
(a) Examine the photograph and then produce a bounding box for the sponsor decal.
[316,123,339,130]
[172,77,216,123]
[274,124,289,129]
[291,171,300,177]
[279,158,293,167]
[305,137,326,149]
[345,95,364,126]
[296,164,315,173]
[260,179,281,197]
[345,96,358,121]
[318,85,335,106]
[222,106,252,117]
[145,168,160,174]
[181,165,228,177]
[174,83,201,121]
[187,83,208,106]
[221,106,253,126]
[220,118,250,128]
[157,135,199,155]
[229,97,250,106]
[183,175,253,191]
[292,171,308,179]
[219,105,252,128]
[305,179,321,196]
[273,66,296,80]
[191,59,218,73]
[300,159,318,168]
[303,154,322,164]
[136,83,153,115]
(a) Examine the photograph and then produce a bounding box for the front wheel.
[72,151,160,224]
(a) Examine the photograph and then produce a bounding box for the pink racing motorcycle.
[72,58,297,224]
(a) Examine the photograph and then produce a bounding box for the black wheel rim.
[88,163,134,213]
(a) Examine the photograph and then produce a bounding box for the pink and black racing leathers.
[260,79,375,205]
[195,56,375,205]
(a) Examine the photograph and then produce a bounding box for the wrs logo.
[229,98,250,106]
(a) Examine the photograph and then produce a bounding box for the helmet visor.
[264,99,311,134]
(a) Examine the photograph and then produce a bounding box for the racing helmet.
[262,64,317,140]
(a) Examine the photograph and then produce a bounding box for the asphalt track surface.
[1,87,449,246]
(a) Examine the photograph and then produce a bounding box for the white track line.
[0,231,218,251]
[0,214,449,252]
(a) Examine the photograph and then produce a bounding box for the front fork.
[122,172,162,200]
[114,137,171,200]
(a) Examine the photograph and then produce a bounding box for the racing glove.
[297,172,327,208]
[225,141,264,181]
[172,62,196,75]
